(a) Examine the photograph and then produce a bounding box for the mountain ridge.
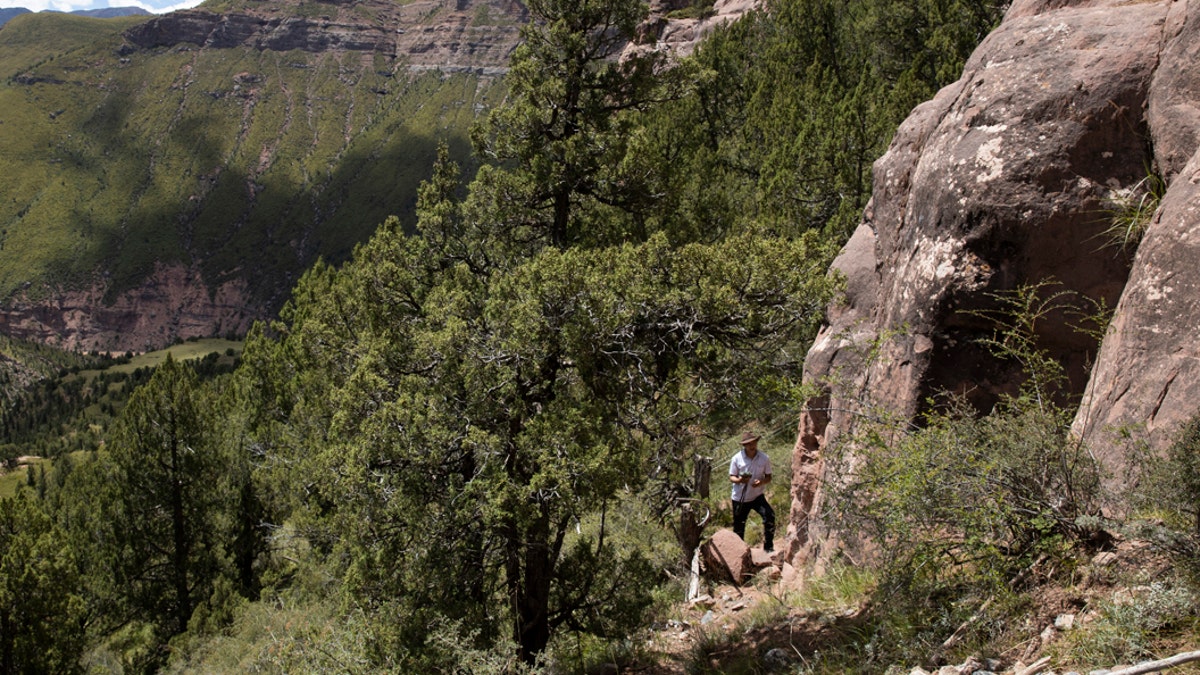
[0,6,148,26]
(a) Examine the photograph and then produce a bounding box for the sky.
[0,0,203,13]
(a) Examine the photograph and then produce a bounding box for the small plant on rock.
[1101,170,1165,252]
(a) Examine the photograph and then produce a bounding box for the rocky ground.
[622,530,1197,675]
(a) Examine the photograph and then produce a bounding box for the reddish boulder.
[1073,0,1200,466]
[702,529,753,585]
[790,0,1179,561]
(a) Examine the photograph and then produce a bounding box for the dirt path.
[627,577,867,674]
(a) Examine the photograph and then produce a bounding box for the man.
[729,431,775,552]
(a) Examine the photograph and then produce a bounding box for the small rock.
[1091,551,1118,567]
[1054,613,1076,631]
[909,668,931,675]
[759,565,782,581]
[751,547,774,567]
[959,656,984,673]
[762,647,791,671]
[689,594,714,609]
[781,561,799,585]
[700,610,715,624]
[936,666,960,675]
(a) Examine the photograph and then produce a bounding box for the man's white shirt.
[729,450,771,502]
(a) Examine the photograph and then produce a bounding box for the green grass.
[0,455,47,498]
[0,12,140,74]
[1102,172,1165,251]
[0,450,89,499]
[72,339,241,383]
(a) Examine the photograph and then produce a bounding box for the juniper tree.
[0,494,85,675]
[246,0,841,666]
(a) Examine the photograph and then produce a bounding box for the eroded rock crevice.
[789,0,1197,564]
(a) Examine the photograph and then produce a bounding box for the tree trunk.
[1,607,13,675]
[678,502,705,571]
[694,454,711,499]
[169,431,191,635]
[678,456,711,569]
[513,514,553,664]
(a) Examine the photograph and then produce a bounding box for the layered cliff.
[790,0,1200,560]
[122,0,527,75]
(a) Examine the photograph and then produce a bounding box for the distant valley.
[0,0,524,352]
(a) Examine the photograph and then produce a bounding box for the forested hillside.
[0,0,1023,672]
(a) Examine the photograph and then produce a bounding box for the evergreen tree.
[471,0,683,248]
[0,494,85,675]
[251,0,842,663]
[66,355,232,652]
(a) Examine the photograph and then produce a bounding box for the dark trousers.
[732,494,775,551]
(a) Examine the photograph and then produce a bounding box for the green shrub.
[822,283,1109,667]
[1131,412,1200,583]
[1053,581,1198,667]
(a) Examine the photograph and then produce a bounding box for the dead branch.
[1108,649,1200,675]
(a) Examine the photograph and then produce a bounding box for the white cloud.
[0,0,203,14]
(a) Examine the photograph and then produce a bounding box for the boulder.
[1072,0,1200,464]
[702,529,753,585]
[790,0,1186,560]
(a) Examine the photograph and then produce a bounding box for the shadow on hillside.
[23,59,479,334]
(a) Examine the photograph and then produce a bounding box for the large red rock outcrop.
[788,0,1198,562]
[1072,0,1200,467]
[0,263,255,353]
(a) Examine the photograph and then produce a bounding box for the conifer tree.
[254,0,841,662]
[99,355,227,639]
[0,494,85,675]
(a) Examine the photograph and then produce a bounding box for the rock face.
[624,0,762,61]
[123,0,528,75]
[1072,0,1200,468]
[0,264,254,353]
[788,0,1200,562]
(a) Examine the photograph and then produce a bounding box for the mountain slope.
[0,1,520,351]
